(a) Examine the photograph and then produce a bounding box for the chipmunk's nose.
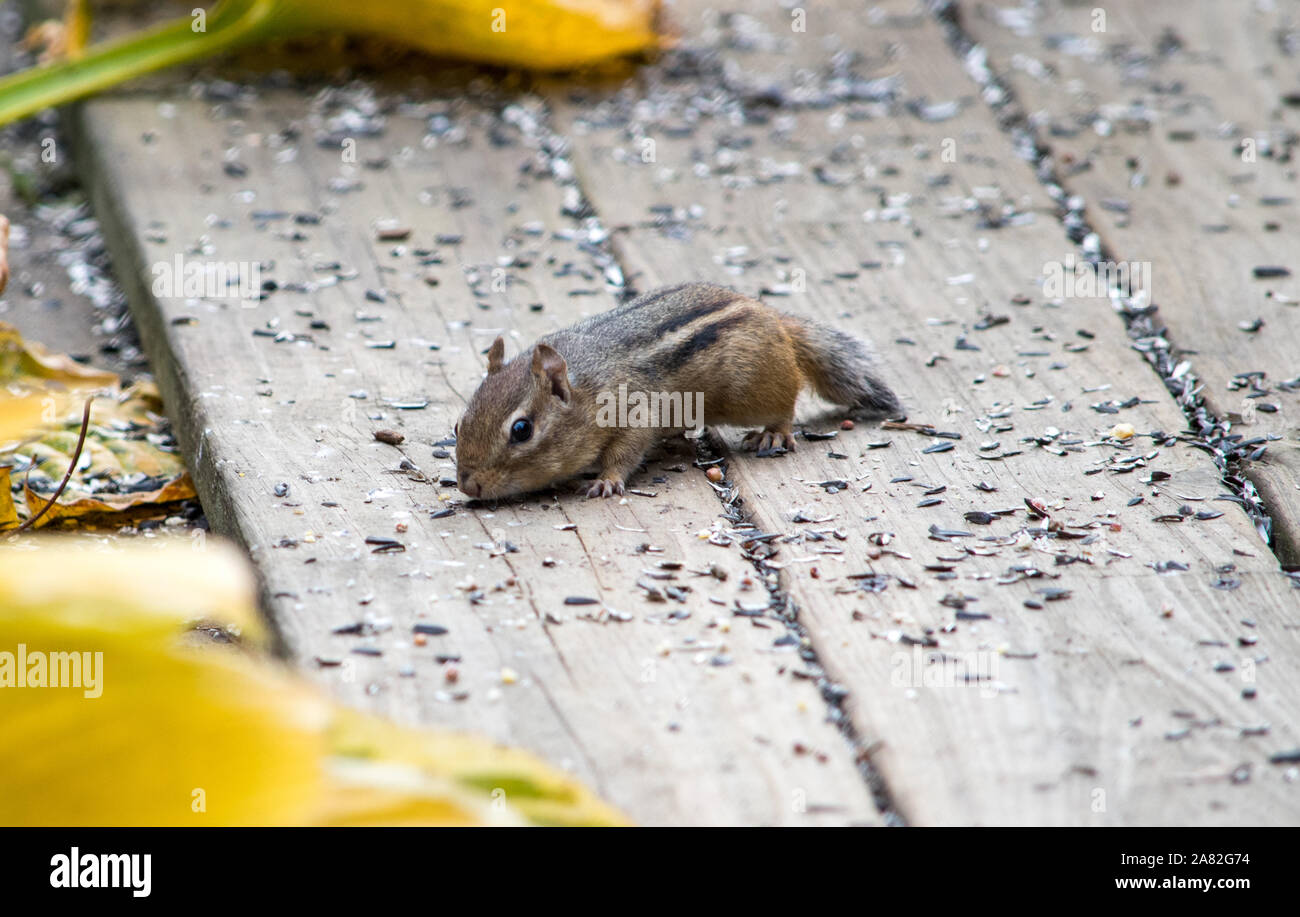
[459,470,481,498]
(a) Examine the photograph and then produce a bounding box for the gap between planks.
[951,0,1300,564]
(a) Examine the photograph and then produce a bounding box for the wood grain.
[962,0,1300,562]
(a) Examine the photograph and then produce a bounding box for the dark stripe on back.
[651,287,741,337]
[648,311,751,378]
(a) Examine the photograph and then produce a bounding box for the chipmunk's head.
[454,337,589,500]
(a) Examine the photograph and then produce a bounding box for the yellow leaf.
[0,0,668,126]
[0,320,117,389]
[0,394,42,444]
[1,331,193,527]
[329,707,630,826]
[22,470,197,528]
[314,759,523,826]
[0,538,267,646]
[304,0,665,69]
[0,465,16,530]
[0,614,332,826]
[0,539,627,826]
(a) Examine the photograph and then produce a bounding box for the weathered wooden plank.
[555,0,1300,823]
[615,221,1300,825]
[960,0,1300,562]
[71,87,878,824]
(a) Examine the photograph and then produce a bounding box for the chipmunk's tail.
[781,314,903,419]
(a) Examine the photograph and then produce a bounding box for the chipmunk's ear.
[531,343,571,404]
[486,337,506,374]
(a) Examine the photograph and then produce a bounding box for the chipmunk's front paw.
[741,429,796,457]
[586,477,626,498]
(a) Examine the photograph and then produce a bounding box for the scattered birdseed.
[365,536,405,554]
[374,220,411,241]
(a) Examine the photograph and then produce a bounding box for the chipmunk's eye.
[509,418,533,444]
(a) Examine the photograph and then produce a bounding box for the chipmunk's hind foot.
[585,477,626,498]
[742,427,796,457]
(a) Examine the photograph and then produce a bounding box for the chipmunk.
[454,282,902,499]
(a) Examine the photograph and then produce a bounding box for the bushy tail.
[782,315,903,419]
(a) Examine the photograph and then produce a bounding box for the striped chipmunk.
[454,282,903,499]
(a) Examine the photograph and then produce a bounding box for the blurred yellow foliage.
[0,538,627,826]
[0,0,666,125]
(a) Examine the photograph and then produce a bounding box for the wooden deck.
[54,0,1300,824]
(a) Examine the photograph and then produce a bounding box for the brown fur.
[455,283,902,499]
